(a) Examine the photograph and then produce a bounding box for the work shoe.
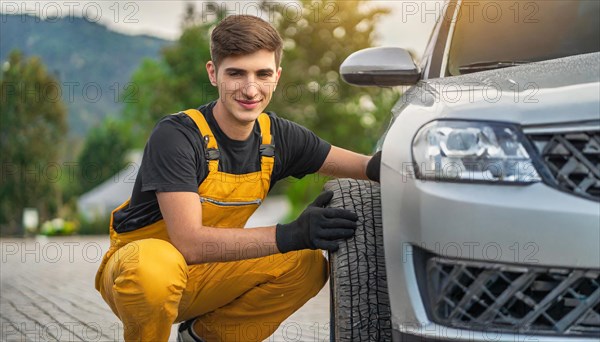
[177,318,206,342]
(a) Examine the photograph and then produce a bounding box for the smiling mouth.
[237,99,261,103]
[236,99,262,109]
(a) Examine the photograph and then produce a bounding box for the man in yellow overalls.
[95,15,380,342]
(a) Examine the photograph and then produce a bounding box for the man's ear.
[206,61,217,86]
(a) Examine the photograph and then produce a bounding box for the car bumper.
[381,166,600,342]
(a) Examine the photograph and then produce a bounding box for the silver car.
[326,1,600,341]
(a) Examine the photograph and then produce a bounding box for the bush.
[39,218,79,236]
[283,175,330,223]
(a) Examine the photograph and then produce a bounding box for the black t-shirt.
[113,102,331,233]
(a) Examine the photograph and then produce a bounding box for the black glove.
[366,150,381,183]
[276,191,358,253]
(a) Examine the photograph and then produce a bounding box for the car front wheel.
[325,179,392,341]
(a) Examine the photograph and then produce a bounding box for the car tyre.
[325,179,392,341]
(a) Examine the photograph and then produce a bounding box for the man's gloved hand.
[276,191,358,253]
[366,150,382,183]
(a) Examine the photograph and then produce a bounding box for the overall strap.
[257,113,275,178]
[182,109,220,171]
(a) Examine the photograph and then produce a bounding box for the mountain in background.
[0,14,172,136]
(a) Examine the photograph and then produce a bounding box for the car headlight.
[412,120,541,183]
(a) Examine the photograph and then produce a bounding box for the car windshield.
[447,0,600,76]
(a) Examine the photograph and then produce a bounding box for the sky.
[0,1,443,58]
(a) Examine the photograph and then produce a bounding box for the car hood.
[397,52,600,127]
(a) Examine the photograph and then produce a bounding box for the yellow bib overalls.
[95,110,328,342]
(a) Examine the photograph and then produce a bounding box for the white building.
[77,151,142,221]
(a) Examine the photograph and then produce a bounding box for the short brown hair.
[211,15,283,68]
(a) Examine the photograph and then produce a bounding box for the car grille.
[526,129,600,201]
[424,255,600,337]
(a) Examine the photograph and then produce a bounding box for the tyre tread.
[325,179,392,342]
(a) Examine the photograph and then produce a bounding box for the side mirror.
[340,47,421,87]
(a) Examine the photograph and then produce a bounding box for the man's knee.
[287,249,328,296]
[112,239,188,305]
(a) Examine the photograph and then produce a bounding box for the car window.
[447,0,600,76]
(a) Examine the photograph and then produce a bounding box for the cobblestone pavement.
[0,236,331,342]
[0,198,330,341]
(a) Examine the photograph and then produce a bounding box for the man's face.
[207,49,281,125]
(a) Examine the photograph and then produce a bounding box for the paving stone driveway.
[0,235,330,342]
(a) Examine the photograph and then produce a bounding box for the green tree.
[67,118,133,198]
[0,50,68,235]
[269,0,397,154]
[266,0,398,212]
[122,3,220,147]
[120,58,172,146]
